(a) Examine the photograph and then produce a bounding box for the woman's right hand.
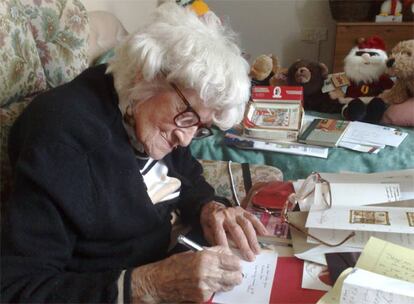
[130,246,243,303]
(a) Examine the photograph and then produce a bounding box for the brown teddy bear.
[380,39,414,104]
[286,59,343,113]
[380,39,414,126]
[249,54,287,86]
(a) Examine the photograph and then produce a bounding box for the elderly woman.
[1,2,268,303]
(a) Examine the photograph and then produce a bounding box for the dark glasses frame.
[163,73,213,139]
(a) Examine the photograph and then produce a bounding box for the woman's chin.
[148,147,172,160]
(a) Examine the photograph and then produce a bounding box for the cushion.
[0,0,47,107]
[20,0,89,87]
[88,11,128,65]
[381,98,414,127]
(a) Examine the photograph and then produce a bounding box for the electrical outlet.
[314,28,328,41]
[301,27,328,42]
[301,28,316,42]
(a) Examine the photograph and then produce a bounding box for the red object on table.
[207,256,325,304]
[270,257,325,304]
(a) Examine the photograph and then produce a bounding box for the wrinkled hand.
[200,201,268,261]
[131,246,242,303]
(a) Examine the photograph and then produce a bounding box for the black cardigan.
[1,65,215,303]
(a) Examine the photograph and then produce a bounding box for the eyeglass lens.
[174,111,199,127]
[194,127,213,139]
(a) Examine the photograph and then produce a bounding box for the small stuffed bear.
[380,39,414,126]
[286,59,342,113]
[249,54,287,86]
[380,39,414,104]
[341,36,394,123]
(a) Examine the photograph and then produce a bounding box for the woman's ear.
[134,71,142,84]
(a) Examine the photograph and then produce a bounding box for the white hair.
[107,1,250,130]
[344,47,388,84]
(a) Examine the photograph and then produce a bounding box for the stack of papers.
[305,170,414,249]
[288,170,414,293]
[318,237,414,304]
[338,121,408,153]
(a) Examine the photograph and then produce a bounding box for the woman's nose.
[175,126,198,147]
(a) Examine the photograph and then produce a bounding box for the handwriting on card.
[213,250,278,304]
[356,237,414,283]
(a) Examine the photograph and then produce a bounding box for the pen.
[177,234,204,251]
[178,234,246,278]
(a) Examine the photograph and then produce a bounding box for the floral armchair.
[0,0,282,207]
[0,0,127,202]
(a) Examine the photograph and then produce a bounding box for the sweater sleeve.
[167,147,215,225]
[1,143,124,303]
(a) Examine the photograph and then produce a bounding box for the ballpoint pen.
[177,234,204,251]
[178,234,246,278]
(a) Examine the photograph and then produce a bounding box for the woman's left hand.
[200,201,268,261]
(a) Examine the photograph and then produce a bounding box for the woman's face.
[133,87,214,160]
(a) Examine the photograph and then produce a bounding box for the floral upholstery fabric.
[0,0,47,107]
[199,159,283,205]
[20,0,89,87]
[0,0,89,202]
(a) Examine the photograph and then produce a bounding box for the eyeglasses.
[289,172,332,208]
[281,172,355,247]
[167,81,213,139]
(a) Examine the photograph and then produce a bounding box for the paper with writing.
[319,170,414,201]
[329,183,401,206]
[340,268,414,304]
[213,250,278,304]
[356,237,414,283]
[340,121,408,147]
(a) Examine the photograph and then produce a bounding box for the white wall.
[82,0,158,32]
[82,0,336,70]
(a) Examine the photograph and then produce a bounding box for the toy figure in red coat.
[380,0,403,16]
[341,36,394,123]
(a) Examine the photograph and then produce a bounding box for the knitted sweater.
[1,65,215,303]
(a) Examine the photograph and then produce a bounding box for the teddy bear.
[381,40,414,104]
[249,54,287,86]
[340,36,394,123]
[380,39,414,126]
[286,59,343,113]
